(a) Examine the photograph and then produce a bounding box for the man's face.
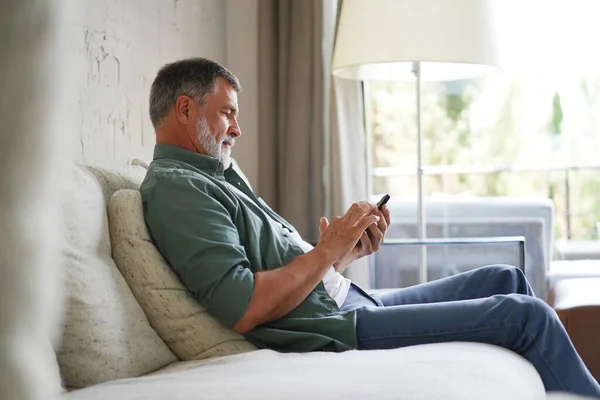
[195,78,241,167]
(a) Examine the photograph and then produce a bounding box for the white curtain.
[323,1,372,288]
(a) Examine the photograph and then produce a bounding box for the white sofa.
[52,162,563,400]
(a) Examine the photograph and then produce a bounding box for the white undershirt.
[286,229,351,308]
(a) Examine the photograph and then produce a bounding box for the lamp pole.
[413,61,427,283]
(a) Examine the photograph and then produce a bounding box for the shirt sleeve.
[142,172,254,328]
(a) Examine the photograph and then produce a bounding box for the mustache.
[222,137,236,146]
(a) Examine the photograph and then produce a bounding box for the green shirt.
[140,144,357,352]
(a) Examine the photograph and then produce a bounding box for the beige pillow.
[86,164,148,204]
[108,189,257,360]
[57,164,177,388]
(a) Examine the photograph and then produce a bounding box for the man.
[141,57,600,398]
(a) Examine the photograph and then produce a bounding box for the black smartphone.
[376,194,390,210]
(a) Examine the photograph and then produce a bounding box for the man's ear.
[174,95,192,124]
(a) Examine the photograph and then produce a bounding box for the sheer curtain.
[325,1,372,287]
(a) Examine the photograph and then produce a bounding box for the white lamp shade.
[332,0,501,81]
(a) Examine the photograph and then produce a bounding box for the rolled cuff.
[206,264,255,327]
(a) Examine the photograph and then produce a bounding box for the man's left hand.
[318,204,391,274]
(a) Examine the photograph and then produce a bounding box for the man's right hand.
[233,201,379,334]
[315,201,380,266]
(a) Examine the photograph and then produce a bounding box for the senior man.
[140,57,600,398]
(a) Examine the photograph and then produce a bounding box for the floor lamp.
[332,0,501,283]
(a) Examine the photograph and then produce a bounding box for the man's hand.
[314,201,381,268]
[318,204,391,273]
[233,202,385,334]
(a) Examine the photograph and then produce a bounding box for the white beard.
[196,117,232,167]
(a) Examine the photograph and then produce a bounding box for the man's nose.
[229,119,242,138]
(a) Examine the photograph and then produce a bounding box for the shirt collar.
[153,144,232,176]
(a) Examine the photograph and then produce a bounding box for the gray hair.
[149,57,241,127]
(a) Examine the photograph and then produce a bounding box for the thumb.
[319,217,329,235]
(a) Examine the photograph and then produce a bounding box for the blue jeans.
[341,265,600,398]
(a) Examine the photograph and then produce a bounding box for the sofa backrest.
[56,163,177,389]
[56,157,258,388]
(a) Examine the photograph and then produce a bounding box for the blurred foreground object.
[0,0,75,398]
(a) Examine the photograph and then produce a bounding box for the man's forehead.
[212,79,238,102]
[216,78,236,93]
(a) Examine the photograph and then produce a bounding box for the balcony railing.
[371,163,600,240]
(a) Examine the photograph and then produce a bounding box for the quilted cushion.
[107,189,257,361]
[56,164,177,388]
[86,164,148,204]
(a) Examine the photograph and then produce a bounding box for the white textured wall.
[65,0,227,166]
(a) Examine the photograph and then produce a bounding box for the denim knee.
[500,294,555,327]
[495,294,560,354]
[484,264,522,277]
[484,264,530,291]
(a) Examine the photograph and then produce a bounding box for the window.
[366,70,600,242]
[363,2,600,291]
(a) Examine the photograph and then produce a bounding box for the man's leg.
[372,264,533,306]
[354,294,600,397]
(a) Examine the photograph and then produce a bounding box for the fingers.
[319,217,329,235]
[366,223,384,251]
[354,214,380,234]
[375,206,389,242]
[346,201,377,224]
[349,201,376,215]
[381,204,391,227]
[359,231,373,255]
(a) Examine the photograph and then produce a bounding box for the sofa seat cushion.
[61,343,544,400]
[107,189,257,361]
[57,164,177,389]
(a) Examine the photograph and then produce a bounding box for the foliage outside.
[368,70,600,240]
